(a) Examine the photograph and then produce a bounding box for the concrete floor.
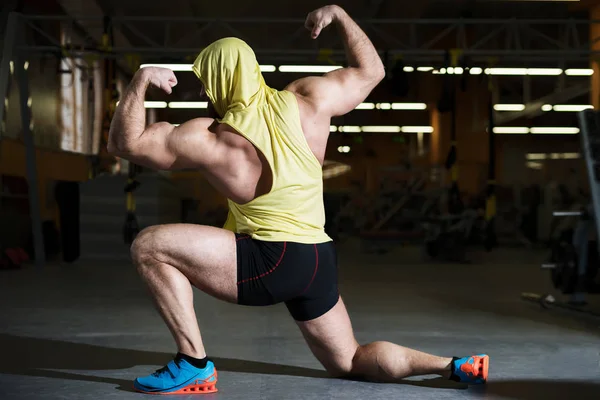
[1,242,599,400]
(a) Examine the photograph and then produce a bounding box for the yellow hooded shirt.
[192,37,331,244]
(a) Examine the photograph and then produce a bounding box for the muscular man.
[108,5,489,395]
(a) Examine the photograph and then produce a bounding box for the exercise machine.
[523,109,600,315]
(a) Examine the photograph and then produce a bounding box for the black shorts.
[235,233,339,321]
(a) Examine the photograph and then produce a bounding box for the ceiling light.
[144,101,168,108]
[338,125,361,133]
[469,67,483,75]
[376,103,391,110]
[454,67,464,75]
[259,65,276,72]
[278,65,342,73]
[526,153,547,160]
[565,68,594,76]
[527,68,563,76]
[391,103,427,110]
[24,61,29,71]
[552,104,593,112]
[402,126,434,133]
[417,67,433,72]
[526,161,543,170]
[361,126,401,133]
[493,127,529,134]
[485,68,528,75]
[494,104,525,111]
[355,103,375,110]
[330,126,338,132]
[168,101,207,108]
[530,127,579,134]
[541,104,553,111]
[403,66,415,72]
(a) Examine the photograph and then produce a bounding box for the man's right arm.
[286,5,385,117]
[107,67,223,171]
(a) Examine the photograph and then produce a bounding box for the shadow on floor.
[481,379,600,400]
[0,334,466,392]
[4,334,597,399]
[0,333,330,392]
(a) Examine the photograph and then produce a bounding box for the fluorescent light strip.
[541,104,553,111]
[338,125,361,133]
[278,65,342,73]
[336,125,431,133]
[168,101,207,108]
[493,127,529,134]
[403,66,414,72]
[469,67,483,75]
[527,152,580,160]
[376,103,391,110]
[526,153,546,160]
[565,68,594,76]
[330,125,338,132]
[527,161,543,170]
[485,68,527,75]
[144,101,168,108]
[391,102,427,110]
[446,67,464,75]
[361,126,401,133]
[259,65,277,72]
[553,104,593,112]
[355,102,375,110]
[484,68,562,76]
[526,68,563,76]
[530,127,580,134]
[402,126,434,133]
[417,67,433,72]
[494,104,525,112]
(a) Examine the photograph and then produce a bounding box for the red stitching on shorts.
[236,235,250,242]
[298,244,319,296]
[237,242,287,285]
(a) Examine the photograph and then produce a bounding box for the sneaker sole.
[134,382,218,395]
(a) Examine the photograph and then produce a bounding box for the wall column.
[591,4,600,109]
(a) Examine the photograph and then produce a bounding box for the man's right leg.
[130,224,238,394]
[297,298,488,383]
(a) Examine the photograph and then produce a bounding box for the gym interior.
[1,0,600,399]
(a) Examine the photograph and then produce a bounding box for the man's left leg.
[296,298,488,384]
[130,224,239,394]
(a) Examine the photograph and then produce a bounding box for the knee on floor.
[323,349,360,378]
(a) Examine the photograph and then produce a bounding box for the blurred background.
[1,0,599,266]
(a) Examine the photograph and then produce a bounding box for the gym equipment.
[543,208,600,297]
[523,109,600,313]
[422,209,478,262]
[521,292,600,317]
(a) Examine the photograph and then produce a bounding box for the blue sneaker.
[449,354,489,384]
[133,358,218,394]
